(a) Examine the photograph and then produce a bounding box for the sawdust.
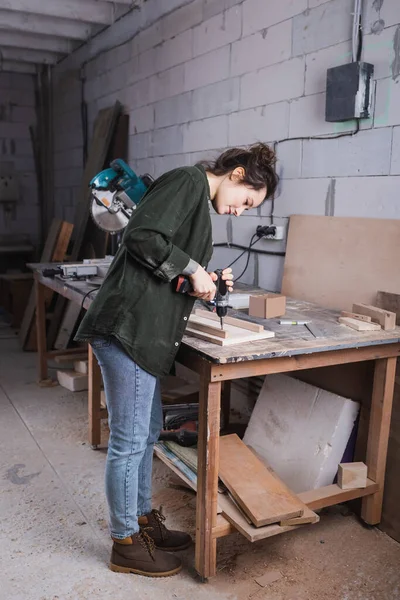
[152,460,400,600]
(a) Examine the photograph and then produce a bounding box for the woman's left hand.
[209,267,234,293]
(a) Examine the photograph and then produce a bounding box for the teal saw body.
[90,159,153,233]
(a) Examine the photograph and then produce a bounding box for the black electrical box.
[325,61,374,122]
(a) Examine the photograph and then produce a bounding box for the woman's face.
[211,168,267,217]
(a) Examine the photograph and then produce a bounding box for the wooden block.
[218,434,304,527]
[376,291,400,325]
[249,293,286,319]
[340,311,372,323]
[54,352,88,364]
[74,360,88,374]
[352,303,396,330]
[186,318,228,338]
[338,317,381,331]
[100,390,107,409]
[57,370,88,392]
[338,462,368,490]
[194,309,264,333]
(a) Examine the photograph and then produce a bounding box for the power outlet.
[256,225,285,241]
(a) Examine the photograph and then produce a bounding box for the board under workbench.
[29,265,400,581]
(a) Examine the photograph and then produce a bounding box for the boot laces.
[138,528,156,558]
[152,507,168,541]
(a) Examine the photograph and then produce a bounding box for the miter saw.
[89,158,153,234]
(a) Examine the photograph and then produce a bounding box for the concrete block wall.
[52,0,400,290]
[0,73,38,247]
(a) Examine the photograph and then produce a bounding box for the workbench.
[31,264,400,580]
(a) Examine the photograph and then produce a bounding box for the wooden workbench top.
[29,263,400,365]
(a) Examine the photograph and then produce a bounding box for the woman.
[75,142,278,577]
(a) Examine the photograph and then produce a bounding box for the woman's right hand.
[188,265,216,301]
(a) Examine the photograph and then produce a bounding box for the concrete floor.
[1,325,400,600]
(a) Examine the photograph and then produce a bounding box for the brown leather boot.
[110,530,182,577]
[138,508,192,551]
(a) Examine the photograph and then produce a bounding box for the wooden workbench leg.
[34,277,48,382]
[195,367,221,580]
[88,344,102,449]
[361,357,396,525]
[221,381,231,429]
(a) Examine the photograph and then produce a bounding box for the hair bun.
[249,143,277,166]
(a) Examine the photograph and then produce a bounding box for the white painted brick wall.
[302,128,393,177]
[391,127,400,175]
[231,21,292,78]
[334,176,400,218]
[0,73,38,246]
[240,58,305,110]
[192,79,240,121]
[228,103,289,146]
[51,0,400,291]
[193,6,242,57]
[184,46,230,91]
[242,0,307,37]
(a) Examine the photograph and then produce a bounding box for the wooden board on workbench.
[19,219,73,350]
[218,434,304,527]
[187,314,274,347]
[282,215,400,311]
[338,317,381,332]
[194,309,264,333]
[352,303,396,331]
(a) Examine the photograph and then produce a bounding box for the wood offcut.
[218,434,304,527]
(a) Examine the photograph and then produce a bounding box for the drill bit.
[220,317,224,330]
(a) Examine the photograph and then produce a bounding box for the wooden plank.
[194,308,264,333]
[376,291,400,326]
[53,352,88,364]
[26,220,74,350]
[218,493,303,542]
[361,357,397,524]
[280,506,319,527]
[341,311,372,323]
[338,462,368,490]
[299,479,378,510]
[19,218,63,348]
[339,317,381,332]
[47,103,121,350]
[195,367,221,579]
[212,515,235,538]
[70,103,121,261]
[282,215,400,311]
[353,303,396,331]
[218,434,303,527]
[54,302,82,349]
[35,278,48,381]
[188,317,228,339]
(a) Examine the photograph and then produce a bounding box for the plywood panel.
[282,215,400,311]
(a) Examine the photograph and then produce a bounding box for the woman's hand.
[189,265,217,301]
[210,268,234,293]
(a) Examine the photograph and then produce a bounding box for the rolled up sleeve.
[122,170,201,282]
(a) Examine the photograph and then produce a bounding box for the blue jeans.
[91,337,163,539]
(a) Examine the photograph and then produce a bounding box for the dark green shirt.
[75,165,213,377]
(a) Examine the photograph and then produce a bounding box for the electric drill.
[176,268,229,329]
